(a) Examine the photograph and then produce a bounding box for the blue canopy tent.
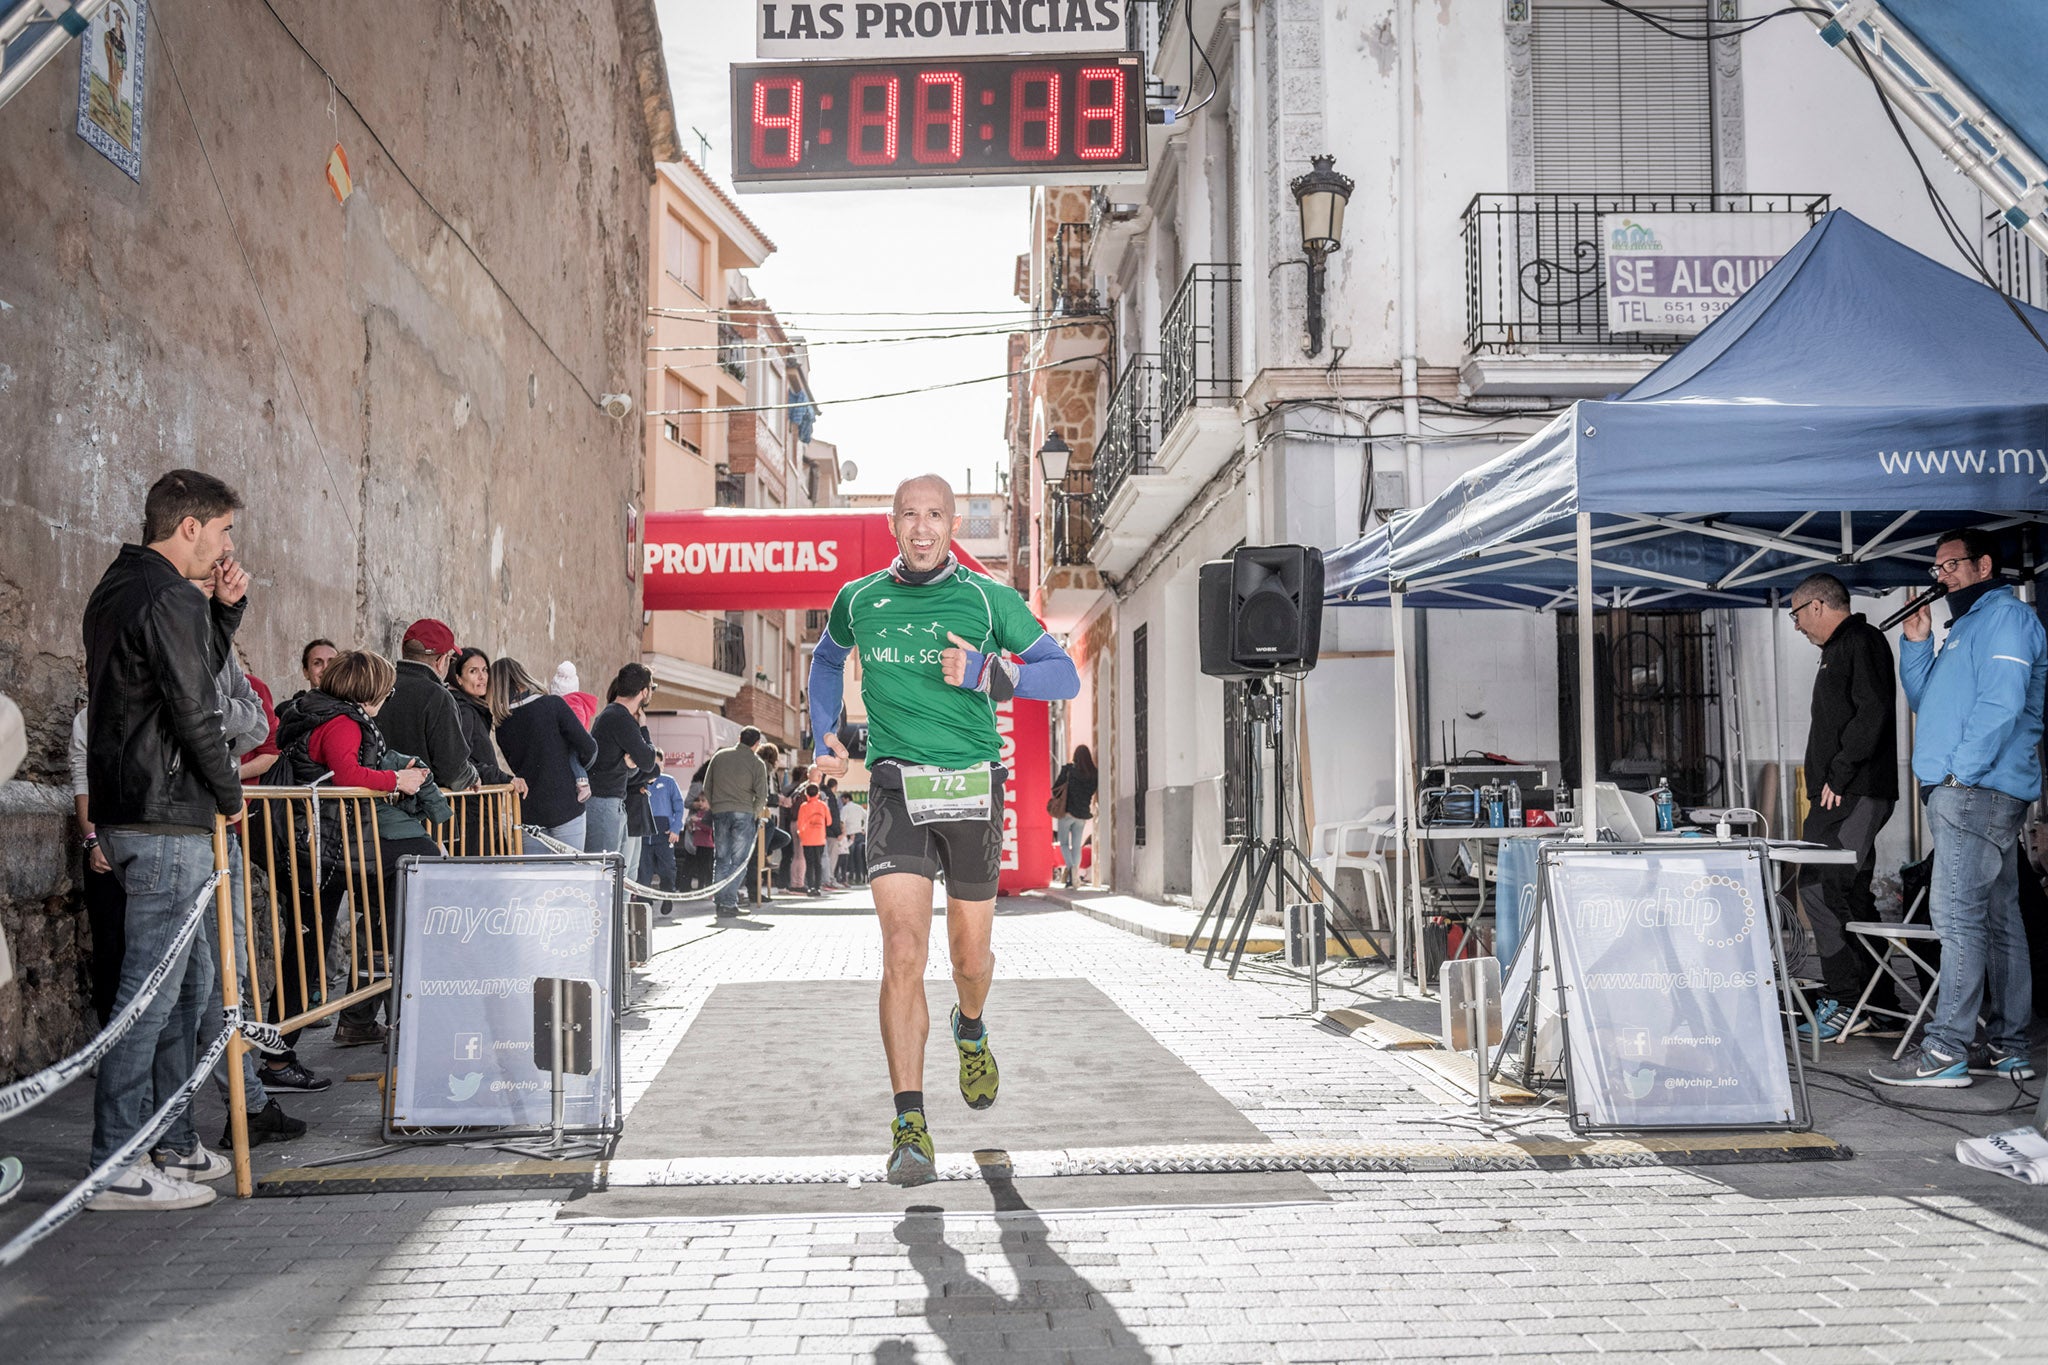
[1319,211,2048,990]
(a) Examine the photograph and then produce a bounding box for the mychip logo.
[1570,872,1756,948]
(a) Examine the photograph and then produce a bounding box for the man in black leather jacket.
[81,469,249,1211]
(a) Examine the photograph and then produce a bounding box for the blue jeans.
[545,814,586,851]
[93,829,219,1165]
[1055,815,1087,876]
[712,811,756,912]
[584,796,626,854]
[1923,785,2034,1056]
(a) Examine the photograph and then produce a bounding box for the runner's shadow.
[883,1175,1152,1363]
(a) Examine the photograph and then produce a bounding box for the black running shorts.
[865,766,1006,902]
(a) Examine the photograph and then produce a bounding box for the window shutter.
[1529,1,1713,194]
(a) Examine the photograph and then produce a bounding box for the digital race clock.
[730,53,1147,191]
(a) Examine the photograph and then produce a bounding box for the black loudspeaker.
[1199,545,1325,679]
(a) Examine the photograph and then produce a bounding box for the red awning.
[641,508,988,612]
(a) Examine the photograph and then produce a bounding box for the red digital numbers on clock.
[750,76,802,169]
[732,55,1144,185]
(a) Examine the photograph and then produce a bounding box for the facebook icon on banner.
[453,1033,482,1062]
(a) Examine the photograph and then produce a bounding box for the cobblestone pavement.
[3,889,2046,1363]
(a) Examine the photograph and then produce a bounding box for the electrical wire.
[642,318,1103,352]
[1173,0,1223,120]
[645,353,1108,416]
[254,0,614,410]
[653,304,1050,319]
[157,10,355,532]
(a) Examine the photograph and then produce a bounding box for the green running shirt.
[825,567,1048,770]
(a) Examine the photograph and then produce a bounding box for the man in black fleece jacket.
[1789,572,1899,1037]
[586,664,660,868]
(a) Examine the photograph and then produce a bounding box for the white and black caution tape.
[522,823,763,904]
[0,1022,233,1267]
[0,871,224,1125]
[230,1009,288,1059]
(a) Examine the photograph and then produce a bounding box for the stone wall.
[0,0,677,1079]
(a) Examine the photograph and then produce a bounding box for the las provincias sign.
[758,0,1132,60]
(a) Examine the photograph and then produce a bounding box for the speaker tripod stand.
[1186,675,1388,979]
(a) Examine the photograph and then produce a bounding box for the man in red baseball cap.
[378,617,476,794]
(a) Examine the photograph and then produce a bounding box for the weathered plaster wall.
[0,0,672,1077]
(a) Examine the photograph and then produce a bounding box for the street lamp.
[1289,154,1354,358]
[1037,430,1071,487]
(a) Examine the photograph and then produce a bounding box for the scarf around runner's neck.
[889,551,959,586]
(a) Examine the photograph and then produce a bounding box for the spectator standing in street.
[277,650,446,1048]
[585,664,660,862]
[1875,528,2048,1088]
[83,469,247,1211]
[797,782,831,896]
[683,793,716,889]
[838,794,868,884]
[822,776,845,889]
[756,742,790,901]
[297,638,337,698]
[1050,745,1098,889]
[70,703,127,1026]
[643,758,685,892]
[776,763,811,890]
[376,619,477,794]
[491,657,597,849]
[445,646,517,787]
[703,727,768,919]
[1785,573,1898,1042]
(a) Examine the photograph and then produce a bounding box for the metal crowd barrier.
[214,783,523,1196]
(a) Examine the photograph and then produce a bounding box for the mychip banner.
[1542,842,1804,1132]
[388,856,622,1136]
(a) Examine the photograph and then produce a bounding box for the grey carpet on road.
[564,978,1325,1217]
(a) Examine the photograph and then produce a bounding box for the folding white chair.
[1309,806,1396,933]
[1838,885,1943,1059]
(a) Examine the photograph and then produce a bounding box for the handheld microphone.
[1878,583,1948,631]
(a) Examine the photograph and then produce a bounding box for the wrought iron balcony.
[712,619,746,677]
[714,468,745,508]
[1091,354,1161,525]
[1159,263,1239,431]
[717,322,747,382]
[1462,192,1829,355]
[1046,468,1097,568]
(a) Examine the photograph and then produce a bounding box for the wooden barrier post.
[213,813,254,1199]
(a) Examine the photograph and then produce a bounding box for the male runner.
[810,474,1079,1185]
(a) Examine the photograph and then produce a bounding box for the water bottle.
[1654,776,1676,833]
[1484,782,1505,829]
[1507,780,1523,829]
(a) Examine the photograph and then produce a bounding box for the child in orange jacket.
[796,783,830,896]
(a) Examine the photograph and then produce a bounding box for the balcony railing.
[715,468,745,508]
[717,322,747,382]
[1159,263,1239,429]
[1462,192,1830,355]
[1047,468,1097,568]
[1091,354,1161,525]
[713,620,746,677]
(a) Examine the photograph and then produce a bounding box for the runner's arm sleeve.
[963,633,1079,702]
[809,631,851,753]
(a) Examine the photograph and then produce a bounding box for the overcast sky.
[654,1,1029,500]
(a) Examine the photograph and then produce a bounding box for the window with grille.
[1529,0,1714,193]
[1132,624,1148,847]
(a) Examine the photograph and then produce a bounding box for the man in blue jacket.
[1874,528,2046,1088]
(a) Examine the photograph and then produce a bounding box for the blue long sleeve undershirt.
[807,630,1079,756]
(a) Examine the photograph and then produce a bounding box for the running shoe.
[258,1059,331,1092]
[1796,998,1868,1043]
[886,1111,936,1187]
[951,1006,1000,1111]
[1869,1043,1971,1088]
[1968,1045,2038,1081]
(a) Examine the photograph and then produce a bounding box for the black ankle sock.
[954,1011,985,1041]
[894,1090,924,1117]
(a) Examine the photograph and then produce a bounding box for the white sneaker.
[88,1159,217,1211]
[152,1141,233,1183]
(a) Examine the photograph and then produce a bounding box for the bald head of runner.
[891,474,960,574]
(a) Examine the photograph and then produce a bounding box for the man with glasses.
[1785,573,1897,1042]
[1874,528,2046,1087]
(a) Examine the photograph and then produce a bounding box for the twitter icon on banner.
[447,1072,483,1101]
